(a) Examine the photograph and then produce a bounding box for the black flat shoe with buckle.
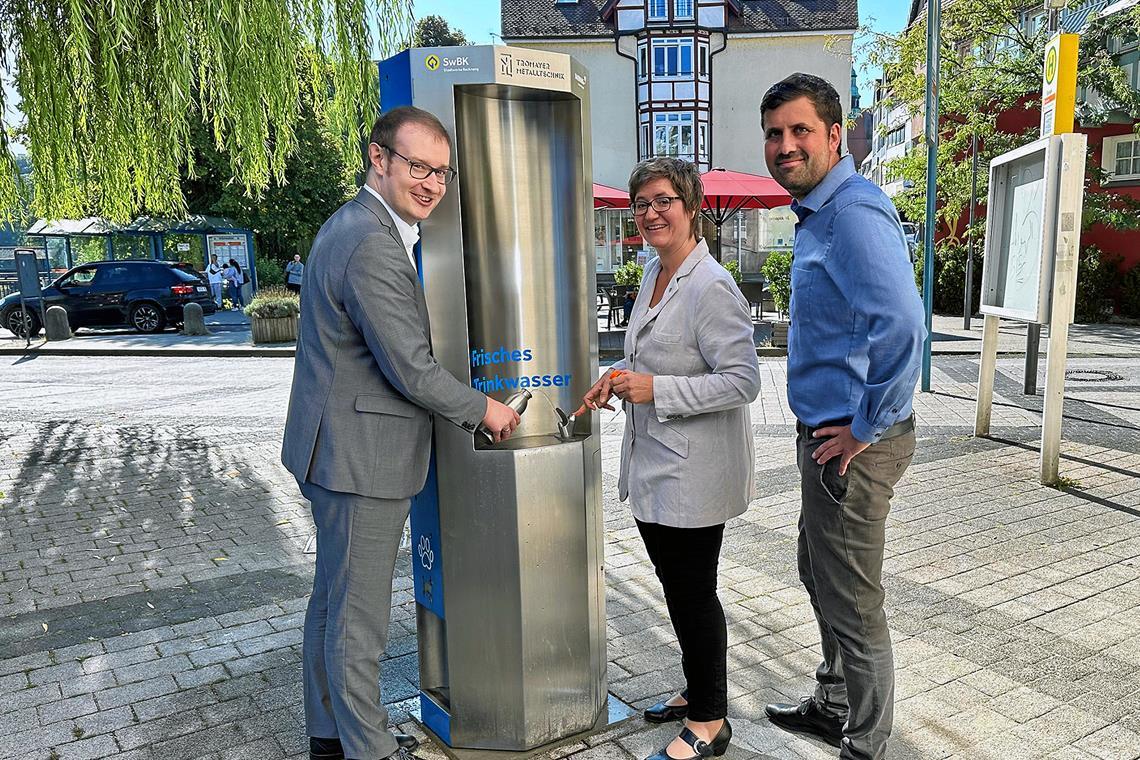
[644,689,689,724]
[644,719,731,760]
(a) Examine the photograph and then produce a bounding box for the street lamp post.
[921,0,941,393]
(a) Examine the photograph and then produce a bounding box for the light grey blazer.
[614,239,760,528]
[281,188,486,499]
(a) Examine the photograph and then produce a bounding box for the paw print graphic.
[418,535,435,571]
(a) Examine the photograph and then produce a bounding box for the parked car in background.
[0,260,217,338]
[900,222,920,263]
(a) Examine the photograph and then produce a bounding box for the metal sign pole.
[964,131,978,330]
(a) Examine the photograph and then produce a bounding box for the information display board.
[980,135,1064,324]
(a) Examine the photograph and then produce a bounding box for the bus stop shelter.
[20,215,257,291]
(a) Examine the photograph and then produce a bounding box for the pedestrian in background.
[285,254,304,295]
[760,73,925,760]
[205,253,224,307]
[224,259,245,310]
[579,157,760,760]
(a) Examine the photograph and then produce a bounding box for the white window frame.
[654,112,695,161]
[674,0,694,20]
[1103,134,1140,181]
[638,45,648,80]
[648,0,667,21]
[652,38,694,79]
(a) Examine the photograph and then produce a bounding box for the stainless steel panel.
[455,84,593,443]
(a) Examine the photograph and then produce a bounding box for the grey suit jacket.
[614,240,760,528]
[281,188,486,499]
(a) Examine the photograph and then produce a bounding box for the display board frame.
[979,135,1064,324]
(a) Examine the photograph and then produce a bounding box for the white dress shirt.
[364,183,419,270]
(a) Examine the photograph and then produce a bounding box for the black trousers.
[636,519,728,722]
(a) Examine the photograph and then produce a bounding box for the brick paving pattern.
[1,355,1138,760]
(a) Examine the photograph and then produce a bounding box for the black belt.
[796,415,914,442]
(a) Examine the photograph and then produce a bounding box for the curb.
[0,345,295,358]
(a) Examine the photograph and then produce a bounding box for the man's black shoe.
[309,734,419,759]
[310,737,344,760]
[644,689,689,724]
[765,698,844,747]
[393,734,419,752]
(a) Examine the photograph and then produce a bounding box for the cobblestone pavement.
[2,356,1139,760]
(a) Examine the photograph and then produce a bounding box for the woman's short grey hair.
[627,157,704,218]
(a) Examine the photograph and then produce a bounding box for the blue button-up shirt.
[787,155,926,443]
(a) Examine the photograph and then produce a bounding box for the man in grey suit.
[282,106,520,760]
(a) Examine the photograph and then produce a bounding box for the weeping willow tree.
[0,0,414,222]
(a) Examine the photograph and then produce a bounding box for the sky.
[411,0,911,106]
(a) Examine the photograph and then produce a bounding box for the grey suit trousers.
[795,423,915,760]
[301,481,410,760]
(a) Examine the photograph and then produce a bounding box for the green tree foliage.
[413,15,471,47]
[866,1,1140,316]
[181,74,352,265]
[0,1,413,222]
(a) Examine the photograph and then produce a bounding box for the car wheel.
[4,307,41,339]
[129,302,167,333]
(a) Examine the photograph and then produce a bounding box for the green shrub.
[761,249,792,314]
[1074,245,1120,323]
[722,259,743,283]
[256,256,286,287]
[614,260,644,286]
[931,240,983,314]
[1119,264,1140,318]
[244,286,300,319]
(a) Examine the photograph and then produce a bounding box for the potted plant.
[244,286,300,344]
[761,250,792,347]
[613,260,644,288]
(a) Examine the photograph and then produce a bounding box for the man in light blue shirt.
[759,74,925,760]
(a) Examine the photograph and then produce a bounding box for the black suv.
[0,260,218,338]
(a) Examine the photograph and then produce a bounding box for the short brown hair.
[365,106,451,169]
[628,157,704,233]
[760,73,844,154]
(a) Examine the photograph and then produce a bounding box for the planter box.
[251,314,298,344]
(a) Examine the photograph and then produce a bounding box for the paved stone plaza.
[1,355,1139,760]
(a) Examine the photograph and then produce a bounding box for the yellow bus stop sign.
[1041,33,1078,137]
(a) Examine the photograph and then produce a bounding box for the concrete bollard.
[181,302,212,336]
[44,305,71,341]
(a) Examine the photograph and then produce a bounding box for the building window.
[699,46,708,77]
[641,125,651,159]
[885,125,905,148]
[639,45,648,80]
[654,112,694,161]
[1104,135,1140,181]
[674,0,694,20]
[652,39,693,78]
[698,123,707,160]
[648,0,667,21]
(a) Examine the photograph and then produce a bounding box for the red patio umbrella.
[593,182,629,209]
[700,168,792,261]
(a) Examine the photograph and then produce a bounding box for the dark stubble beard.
[773,150,827,199]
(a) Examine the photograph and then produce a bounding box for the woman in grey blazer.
[580,158,760,760]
